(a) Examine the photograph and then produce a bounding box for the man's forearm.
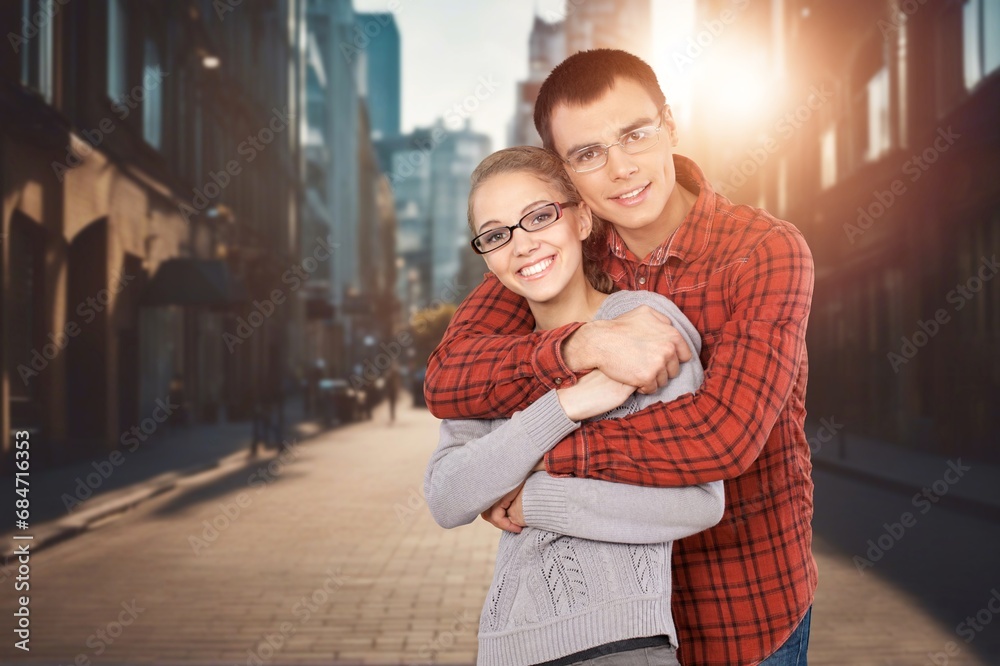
[424,274,583,419]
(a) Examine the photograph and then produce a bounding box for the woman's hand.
[481,482,527,533]
[556,369,636,421]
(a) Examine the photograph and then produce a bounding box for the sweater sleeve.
[423,390,579,529]
[522,474,724,544]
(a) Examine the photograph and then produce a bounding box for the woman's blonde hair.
[467,146,613,294]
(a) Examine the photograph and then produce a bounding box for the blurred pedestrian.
[386,364,400,424]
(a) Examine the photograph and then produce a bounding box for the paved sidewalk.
[1,396,323,559]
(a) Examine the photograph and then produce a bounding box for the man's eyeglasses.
[564,109,665,173]
[470,201,578,255]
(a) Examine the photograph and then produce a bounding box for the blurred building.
[306,0,397,378]
[688,0,1000,462]
[564,0,652,62]
[0,0,308,470]
[511,16,565,147]
[378,121,490,320]
[355,12,401,140]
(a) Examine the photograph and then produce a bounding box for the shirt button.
[638,277,646,285]
[553,377,562,385]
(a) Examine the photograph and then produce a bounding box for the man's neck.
[617,182,698,261]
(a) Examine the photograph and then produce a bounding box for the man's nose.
[606,145,639,180]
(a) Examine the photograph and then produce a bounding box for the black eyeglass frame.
[470,201,579,255]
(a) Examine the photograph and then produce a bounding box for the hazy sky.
[352,0,696,151]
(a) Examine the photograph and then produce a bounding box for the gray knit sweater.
[424,290,725,666]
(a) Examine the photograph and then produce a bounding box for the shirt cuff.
[516,389,580,455]
[522,472,569,532]
[531,322,584,389]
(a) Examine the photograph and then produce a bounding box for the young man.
[425,49,816,666]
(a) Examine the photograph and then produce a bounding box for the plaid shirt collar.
[606,154,717,266]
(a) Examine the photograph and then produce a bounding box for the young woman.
[424,146,724,666]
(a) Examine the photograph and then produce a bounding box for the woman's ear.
[575,201,594,240]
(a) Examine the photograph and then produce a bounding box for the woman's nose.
[510,227,539,255]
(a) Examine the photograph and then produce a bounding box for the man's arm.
[545,227,815,487]
[424,274,692,419]
[424,274,579,419]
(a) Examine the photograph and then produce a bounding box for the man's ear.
[576,201,594,240]
[662,104,680,147]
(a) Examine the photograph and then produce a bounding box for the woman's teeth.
[519,257,553,277]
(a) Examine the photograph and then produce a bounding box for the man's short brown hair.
[534,49,667,153]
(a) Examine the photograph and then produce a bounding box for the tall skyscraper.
[511,16,565,147]
[355,12,401,140]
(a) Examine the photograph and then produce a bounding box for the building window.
[18,0,54,102]
[963,0,1000,90]
[865,66,891,162]
[107,0,126,100]
[820,125,837,189]
[143,39,163,149]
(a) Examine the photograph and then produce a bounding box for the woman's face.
[471,171,592,305]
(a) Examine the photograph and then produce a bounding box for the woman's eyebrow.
[475,200,548,233]
[564,115,656,157]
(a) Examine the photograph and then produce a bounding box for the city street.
[1,402,998,665]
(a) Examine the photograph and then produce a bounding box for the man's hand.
[563,305,692,394]
[481,482,527,533]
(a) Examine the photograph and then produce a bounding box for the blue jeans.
[758,607,812,666]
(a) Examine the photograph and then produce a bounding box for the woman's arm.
[423,391,579,529]
[521,474,725,544]
[425,372,638,529]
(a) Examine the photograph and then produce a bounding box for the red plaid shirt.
[425,156,817,665]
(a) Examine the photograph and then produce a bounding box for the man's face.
[550,78,680,240]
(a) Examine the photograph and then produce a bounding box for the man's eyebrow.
[564,115,658,158]
[475,200,548,233]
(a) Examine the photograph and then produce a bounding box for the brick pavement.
[0,401,992,665]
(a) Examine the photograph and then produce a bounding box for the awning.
[140,258,246,308]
